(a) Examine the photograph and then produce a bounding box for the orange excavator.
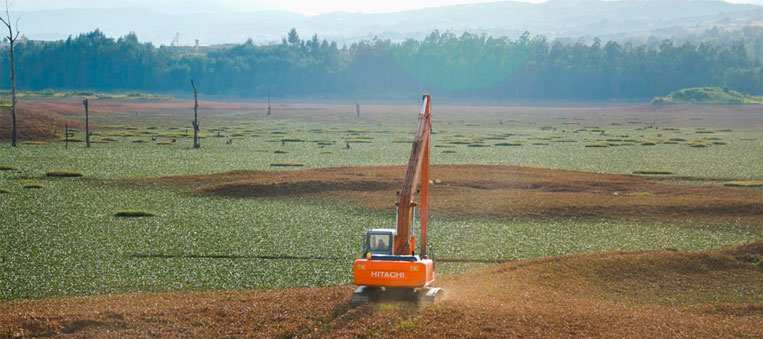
[352,94,444,306]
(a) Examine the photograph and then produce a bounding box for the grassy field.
[0,99,761,301]
[0,89,173,101]
[3,118,762,180]
[652,86,763,104]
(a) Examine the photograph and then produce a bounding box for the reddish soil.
[0,103,83,141]
[0,99,269,141]
[6,99,267,118]
[29,97,763,128]
[7,98,763,135]
[141,165,763,224]
[1,241,760,338]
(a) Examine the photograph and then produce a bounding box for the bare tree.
[1,0,20,147]
[190,79,200,148]
[267,87,271,116]
[83,99,90,148]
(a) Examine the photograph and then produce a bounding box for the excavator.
[352,94,444,306]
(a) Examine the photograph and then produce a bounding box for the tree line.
[1,28,762,100]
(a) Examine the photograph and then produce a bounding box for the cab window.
[368,234,391,253]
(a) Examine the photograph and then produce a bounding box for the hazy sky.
[10,0,762,15]
[9,0,538,15]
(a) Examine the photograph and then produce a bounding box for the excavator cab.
[362,229,396,256]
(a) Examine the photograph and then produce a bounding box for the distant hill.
[13,0,763,45]
[652,87,763,104]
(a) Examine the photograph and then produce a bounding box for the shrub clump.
[723,181,763,188]
[0,165,18,171]
[0,188,9,193]
[688,141,712,148]
[270,162,304,167]
[114,209,156,217]
[633,170,673,175]
[344,139,372,144]
[46,170,83,177]
[279,137,306,143]
[23,183,44,189]
[584,143,609,148]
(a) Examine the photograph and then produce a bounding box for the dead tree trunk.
[64,124,69,149]
[356,101,360,117]
[191,79,200,149]
[83,99,90,148]
[267,87,272,116]
[1,2,20,147]
[8,33,16,146]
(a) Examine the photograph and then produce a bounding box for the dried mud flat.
[1,241,761,338]
[143,164,763,223]
[3,165,762,337]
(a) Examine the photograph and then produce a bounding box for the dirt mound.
[1,241,760,337]
[143,165,763,223]
[0,103,84,141]
[411,240,762,338]
[0,287,354,338]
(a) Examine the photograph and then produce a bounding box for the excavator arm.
[394,94,432,256]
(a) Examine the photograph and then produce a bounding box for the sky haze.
[13,0,763,15]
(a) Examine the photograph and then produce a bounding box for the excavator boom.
[395,94,432,256]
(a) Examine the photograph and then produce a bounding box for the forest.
[1,28,761,100]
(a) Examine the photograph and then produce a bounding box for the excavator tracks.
[351,286,444,307]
